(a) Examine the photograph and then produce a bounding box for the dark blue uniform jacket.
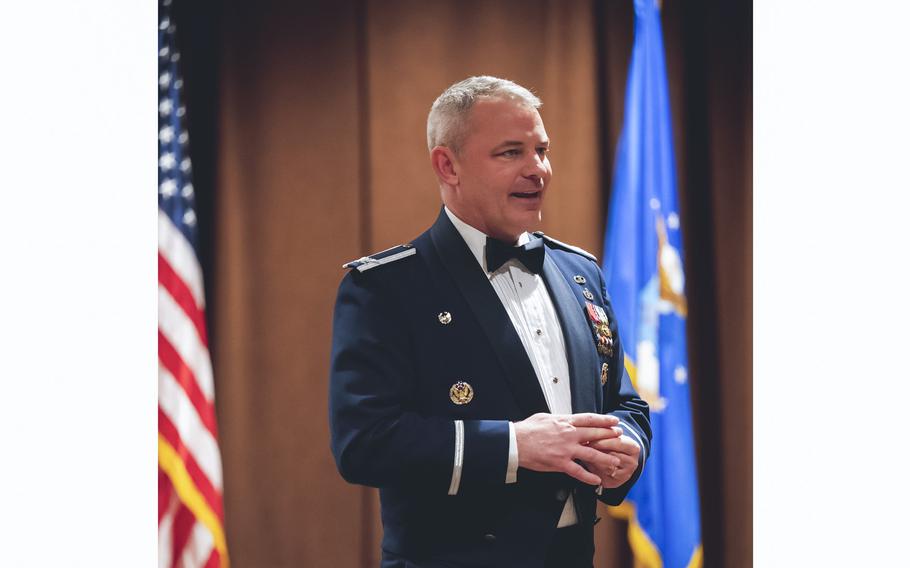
[329,209,651,568]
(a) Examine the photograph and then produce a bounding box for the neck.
[443,204,521,244]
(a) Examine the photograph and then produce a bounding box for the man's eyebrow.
[494,139,550,149]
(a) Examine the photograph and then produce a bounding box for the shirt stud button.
[552,377,559,384]
[536,329,542,336]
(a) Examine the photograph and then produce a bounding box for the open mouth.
[510,190,542,199]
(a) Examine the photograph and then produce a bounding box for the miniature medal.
[585,302,614,357]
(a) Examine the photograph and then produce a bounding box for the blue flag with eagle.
[602,0,702,567]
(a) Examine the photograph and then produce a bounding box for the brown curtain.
[177,0,752,565]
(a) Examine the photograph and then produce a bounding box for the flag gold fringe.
[159,435,230,567]
[608,501,702,568]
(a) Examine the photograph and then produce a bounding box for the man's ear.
[430,146,459,187]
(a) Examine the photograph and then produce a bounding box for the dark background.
[172,0,751,566]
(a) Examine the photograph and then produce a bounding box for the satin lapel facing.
[541,254,598,414]
[428,212,549,417]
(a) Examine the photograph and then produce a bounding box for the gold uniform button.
[438,311,452,325]
[449,381,474,405]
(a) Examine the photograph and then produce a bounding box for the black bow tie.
[485,236,545,274]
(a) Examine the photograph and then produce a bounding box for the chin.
[507,210,543,235]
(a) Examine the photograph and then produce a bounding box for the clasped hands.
[514,413,639,489]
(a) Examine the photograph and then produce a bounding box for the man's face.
[448,97,552,242]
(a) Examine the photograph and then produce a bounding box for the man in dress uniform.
[329,76,651,568]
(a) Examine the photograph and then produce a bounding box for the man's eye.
[500,149,520,157]
[536,147,549,157]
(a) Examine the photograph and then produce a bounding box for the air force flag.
[602,1,702,567]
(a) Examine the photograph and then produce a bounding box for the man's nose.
[523,154,549,180]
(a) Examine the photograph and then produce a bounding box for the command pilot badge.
[449,381,474,405]
[585,302,614,357]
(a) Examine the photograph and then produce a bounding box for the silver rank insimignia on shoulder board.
[342,243,416,272]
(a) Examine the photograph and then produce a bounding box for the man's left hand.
[584,435,641,489]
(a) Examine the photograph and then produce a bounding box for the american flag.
[158,1,228,566]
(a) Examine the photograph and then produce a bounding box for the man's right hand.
[514,413,624,486]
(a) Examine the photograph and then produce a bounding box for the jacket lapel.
[541,253,598,414]
[429,210,549,417]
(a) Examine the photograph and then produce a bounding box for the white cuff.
[617,419,646,459]
[506,422,518,484]
[447,420,464,495]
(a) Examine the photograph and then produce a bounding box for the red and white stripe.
[159,210,227,567]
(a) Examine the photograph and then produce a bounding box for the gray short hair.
[426,76,542,152]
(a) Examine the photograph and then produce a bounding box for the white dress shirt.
[443,207,579,527]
